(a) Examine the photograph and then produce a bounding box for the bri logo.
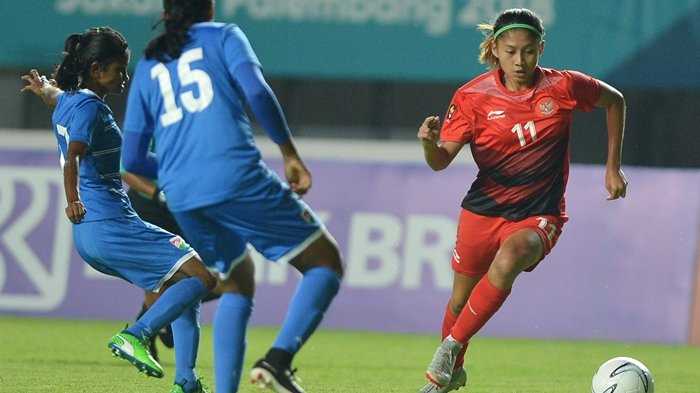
[0,168,73,312]
[487,110,506,120]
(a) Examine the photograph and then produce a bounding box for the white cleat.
[425,337,463,387]
[419,367,467,392]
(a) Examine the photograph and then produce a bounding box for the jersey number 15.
[151,47,214,127]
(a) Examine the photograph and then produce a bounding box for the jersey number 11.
[511,120,538,147]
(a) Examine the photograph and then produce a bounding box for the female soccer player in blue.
[121,1,344,392]
[124,162,223,362]
[21,27,216,393]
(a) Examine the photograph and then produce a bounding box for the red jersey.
[440,67,601,220]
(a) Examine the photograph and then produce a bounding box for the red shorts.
[451,208,566,277]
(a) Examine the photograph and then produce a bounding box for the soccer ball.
[591,357,654,393]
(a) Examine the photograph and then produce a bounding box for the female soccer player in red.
[417,8,628,392]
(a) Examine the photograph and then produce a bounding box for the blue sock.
[272,267,340,354]
[127,277,207,340]
[214,293,253,393]
[173,301,201,390]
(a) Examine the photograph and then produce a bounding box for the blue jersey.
[124,22,278,212]
[53,90,136,222]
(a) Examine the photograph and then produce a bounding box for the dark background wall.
[2,0,699,168]
[6,74,699,168]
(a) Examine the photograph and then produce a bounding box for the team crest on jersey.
[537,97,559,116]
[300,208,314,224]
[169,236,190,251]
[446,104,457,120]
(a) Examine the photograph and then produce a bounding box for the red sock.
[441,303,457,339]
[442,303,469,369]
[450,276,510,344]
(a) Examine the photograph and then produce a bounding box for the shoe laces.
[443,340,459,364]
[444,347,455,364]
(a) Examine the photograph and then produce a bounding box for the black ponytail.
[53,34,83,91]
[145,0,214,62]
[53,27,129,91]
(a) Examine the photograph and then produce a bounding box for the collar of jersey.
[493,66,543,96]
[78,88,101,99]
[190,21,219,29]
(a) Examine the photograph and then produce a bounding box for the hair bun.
[64,33,83,55]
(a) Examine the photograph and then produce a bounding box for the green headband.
[493,23,543,40]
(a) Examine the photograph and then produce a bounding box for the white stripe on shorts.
[275,227,337,265]
[152,250,199,293]
[210,248,251,280]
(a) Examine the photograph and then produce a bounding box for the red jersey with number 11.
[440,67,601,221]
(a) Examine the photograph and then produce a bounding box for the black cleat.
[250,358,305,393]
[157,323,174,349]
[148,336,159,362]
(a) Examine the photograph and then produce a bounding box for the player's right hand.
[605,167,628,200]
[65,200,86,224]
[284,157,312,196]
[20,69,52,96]
[417,116,441,145]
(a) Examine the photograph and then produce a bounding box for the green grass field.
[2,316,699,392]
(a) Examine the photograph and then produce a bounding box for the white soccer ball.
[591,357,654,393]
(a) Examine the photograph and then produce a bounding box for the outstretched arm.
[21,69,61,108]
[417,116,464,171]
[595,81,628,200]
[234,62,311,195]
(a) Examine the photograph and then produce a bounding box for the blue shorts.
[73,216,198,292]
[173,182,327,278]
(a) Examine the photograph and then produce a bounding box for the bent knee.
[490,256,521,278]
[312,251,344,279]
[330,249,344,279]
[219,258,256,297]
[449,297,466,316]
[200,270,218,291]
[326,247,344,279]
[294,235,344,278]
[495,234,542,272]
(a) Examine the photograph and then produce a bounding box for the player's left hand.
[65,200,87,224]
[284,157,312,196]
[605,167,628,200]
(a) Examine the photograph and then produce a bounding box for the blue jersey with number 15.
[124,22,280,213]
